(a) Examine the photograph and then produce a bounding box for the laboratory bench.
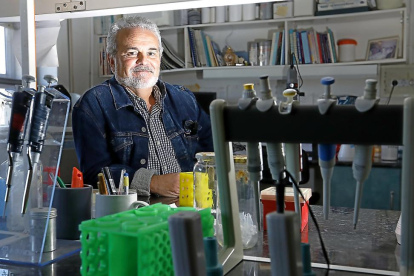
[0,197,401,276]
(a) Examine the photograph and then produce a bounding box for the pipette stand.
[0,86,73,266]
[209,98,414,275]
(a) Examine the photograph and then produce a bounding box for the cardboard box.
[273,1,293,19]
[261,187,312,232]
[294,0,316,17]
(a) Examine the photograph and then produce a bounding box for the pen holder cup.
[95,192,149,218]
[50,184,92,240]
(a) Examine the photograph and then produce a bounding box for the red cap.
[71,167,84,188]
[337,39,357,46]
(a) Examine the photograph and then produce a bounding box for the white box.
[273,2,293,18]
[127,11,174,27]
[294,0,316,17]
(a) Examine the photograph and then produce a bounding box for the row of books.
[288,27,337,65]
[98,36,112,76]
[269,30,286,66]
[161,39,185,70]
[188,28,225,68]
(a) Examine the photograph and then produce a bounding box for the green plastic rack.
[79,204,214,276]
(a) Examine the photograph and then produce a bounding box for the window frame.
[0,25,19,81]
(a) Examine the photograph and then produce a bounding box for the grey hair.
[106,16,163,57]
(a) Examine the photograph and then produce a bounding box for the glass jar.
[193,152,217,212]
[216,155,259,249]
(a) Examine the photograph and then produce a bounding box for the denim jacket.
[72,77,214,186]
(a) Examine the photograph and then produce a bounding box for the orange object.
[261,187,312,232]
[71,167,84,188]
[337,39,357,46]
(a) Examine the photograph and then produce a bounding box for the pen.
[101,168,111,195]
[98,173,108,195]
[49,173,67,188]
[57,176,67,188]
[104,167,117,195]
[124,173,129,195]
[118,169,126,195]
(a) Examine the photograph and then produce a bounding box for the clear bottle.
[216,155,259,249]
[193,152,216,212]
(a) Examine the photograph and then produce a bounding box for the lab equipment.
[337,39,357,62]
[248,42,259,66]
[22,85,55,215]
[179,172,194,207]
[267,169,303,276]
[0,74,70,265]
[280,89,302,218]
[204,237,224,276]
[168,211,207,276]
[79,204,214,276]
[209,91,412,275]
[317,77,337,220]
[301,243,316,276]
[193,152,216,211]
[94,191,148,218]
[4,85,34,217]
[238,83,262,232]
[234,156,258,249]
[51,184,92,240]
[29,207,57,253]
[261,186,312,232]
[352,79,379,229]
[258,40,271,66]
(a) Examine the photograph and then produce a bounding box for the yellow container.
[179,172,194,207]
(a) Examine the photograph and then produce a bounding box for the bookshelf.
[97,7,408,79]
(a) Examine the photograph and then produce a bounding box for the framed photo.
[366,36,399,61]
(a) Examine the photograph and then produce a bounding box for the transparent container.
[193,152,216,212]
[216,155,259,249]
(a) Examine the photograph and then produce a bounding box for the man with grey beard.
[72,16,213,197]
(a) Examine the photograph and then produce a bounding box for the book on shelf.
[289,27,337,65]
[187,28,200,67]
[205,35,218,67]
[211,41,224,67]
[269,31,279,66]
[281,29,286,65]
[200,31,212,67]
[187,27,224,67]
[161,39,185,70]
[99,36,112,76]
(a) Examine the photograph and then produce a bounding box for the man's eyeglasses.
[121,49,159,59]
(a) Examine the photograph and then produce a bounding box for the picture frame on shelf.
[366,36,399,61]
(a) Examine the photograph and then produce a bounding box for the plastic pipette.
[238,83,262,230]
[317,77,337,220]
[22,86,54,215]
[3,86,34,217]
[256,76,285,181]
[352,79,379,229]
[280,89,301,216]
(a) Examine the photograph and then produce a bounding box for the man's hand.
[150,173,180,197]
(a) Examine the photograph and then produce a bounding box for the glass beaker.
[193,152,216,212]
[216,155,259,249]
